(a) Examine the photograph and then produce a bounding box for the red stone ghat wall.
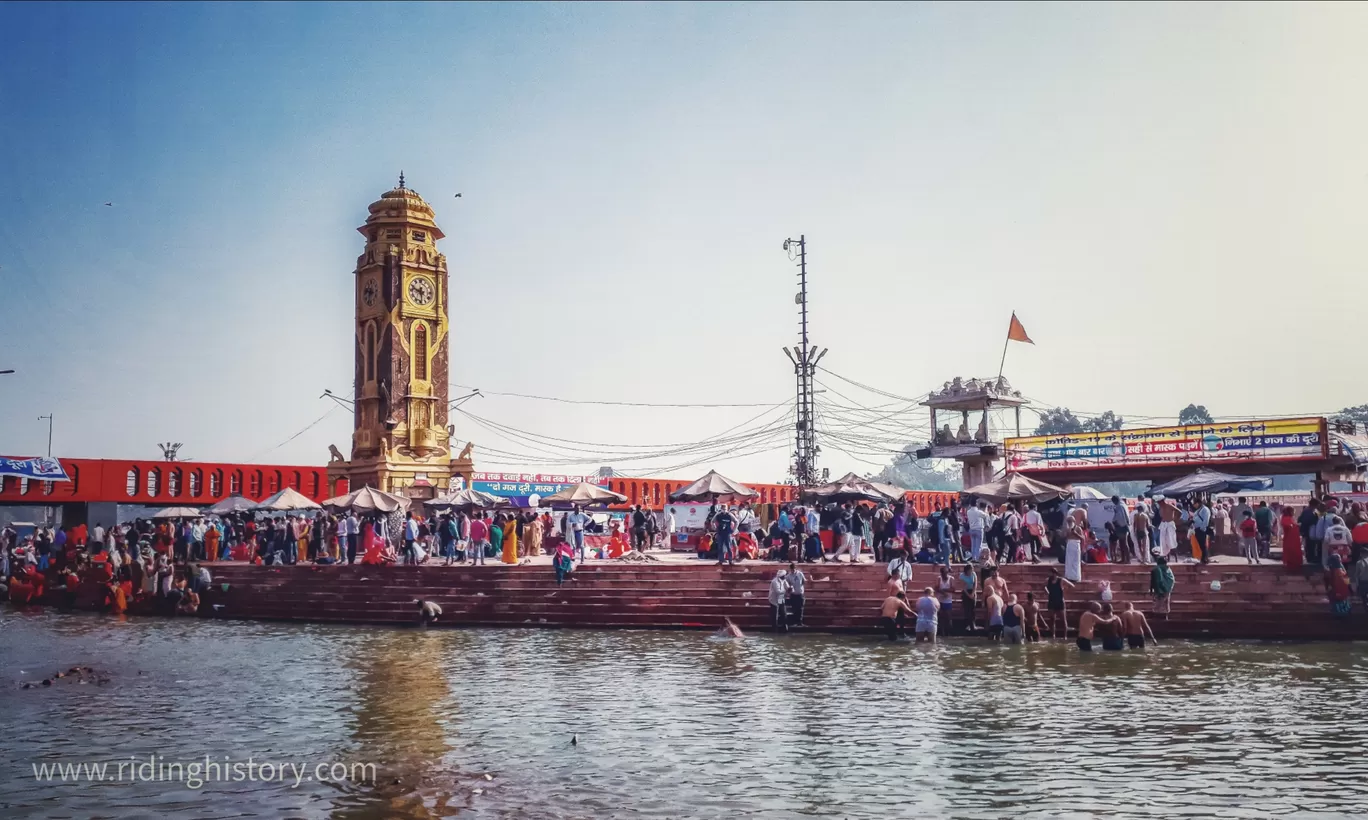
[199,563,1360,640]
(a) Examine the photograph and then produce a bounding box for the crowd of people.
[1,520,214,615]
[7,489,1367,627]
[702,489,1368,624]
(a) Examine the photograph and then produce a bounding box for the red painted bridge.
[0,456,959,522]
[0,458,332,514]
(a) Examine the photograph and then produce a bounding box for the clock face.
[408,276,435,306]
[362,279,378,307]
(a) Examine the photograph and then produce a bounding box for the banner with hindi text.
[1004,417,1327,473]
[0,456,70,482]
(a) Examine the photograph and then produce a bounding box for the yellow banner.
[1005,417,1326,472]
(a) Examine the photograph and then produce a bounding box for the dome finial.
[398,170,406,190]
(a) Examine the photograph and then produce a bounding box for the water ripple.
[1,610,1366,818]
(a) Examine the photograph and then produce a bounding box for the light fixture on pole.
[37,414,53,456]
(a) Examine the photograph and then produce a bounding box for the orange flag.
[1007,312,1033,344]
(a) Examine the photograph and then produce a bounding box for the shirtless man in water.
[1097,603,1125,651]
[880,591,915,641]
[1076,602,1102,651]
[983,566,1009,604]
[985,587,1005,642]
[1120,602,1157,648]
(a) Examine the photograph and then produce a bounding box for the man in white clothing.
[565,506,590,563]
[967,501,988,559]
[786,562,807,626]
[768,570,789,632]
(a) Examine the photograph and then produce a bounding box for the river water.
[2,610,1366,819]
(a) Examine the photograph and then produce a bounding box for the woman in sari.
[1281,506,1303,571]
[1326,554,1352,618]
[1149,555,1175,620]
[501,514,519,564]
[522,512,543,562]
[553,541,575,585]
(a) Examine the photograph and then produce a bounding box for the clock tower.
[329,173,467,499]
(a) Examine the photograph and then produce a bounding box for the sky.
[1,1,1366,484]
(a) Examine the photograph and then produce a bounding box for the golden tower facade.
[329,174,462,499]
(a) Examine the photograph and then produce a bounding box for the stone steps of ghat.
[209,592,1336,615]
[208,578,1332,602]
[206,584,1335,607]
[190,564,1357,640]
[209,563,1319,585]
[201,607,1360,640]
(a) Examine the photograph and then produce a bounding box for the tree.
[1082,411,1124,433]
[1178,404,1214,426]
[1033,407,1084,436]
[1034,407,1123,435]
[1333,404,1368,429]
[875,452,962,491]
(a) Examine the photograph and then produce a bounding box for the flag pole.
[997,315,1012,381]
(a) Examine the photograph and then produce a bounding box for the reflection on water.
[2,609,1367,819]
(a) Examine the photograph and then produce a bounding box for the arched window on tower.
[365,324,376,383]
[414,324,428,381]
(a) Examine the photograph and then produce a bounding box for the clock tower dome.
[331,173,463,499]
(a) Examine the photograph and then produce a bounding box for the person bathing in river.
[768,570,789,633]
[985,586,1005,642]
[959,563,979,633]
[936,566,955,635]
[1149,555,1175,619]
[1044,568,1075,638]
[1097,603,1125,651]
[914,586,940,644]
[1120,602,1157,648]
[1001,593,1025,644]
[1076,602,1103,652]
[1024,592,1043,643]
[416,598,442,626]
[879,591,915,641]
[983,565,1009,606]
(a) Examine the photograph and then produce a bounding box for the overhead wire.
[245,405,343,462]
[449,382,781,409]
[449,402,797,471]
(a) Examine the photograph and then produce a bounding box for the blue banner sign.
[0,456,70,482]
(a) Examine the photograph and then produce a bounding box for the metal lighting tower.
[782,235,827,488]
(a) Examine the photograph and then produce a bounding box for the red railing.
[0,458,330,506]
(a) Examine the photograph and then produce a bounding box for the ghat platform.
[195,561,1362,641]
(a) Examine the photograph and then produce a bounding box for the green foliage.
[1033,407,1084,435]
[1179,404,1214,425]
[875,453,962,491]
[1034,407,1123,435]
[1082,411,1124,432]
[1333,404,1368,428]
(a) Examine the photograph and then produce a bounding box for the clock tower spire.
[331,175,459,499]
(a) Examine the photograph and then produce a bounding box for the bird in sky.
[104,202,113,206]
[453,193,462,198]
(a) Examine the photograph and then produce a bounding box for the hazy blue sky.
[1,1,1365,482]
